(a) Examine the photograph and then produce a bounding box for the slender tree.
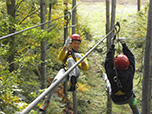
[137,0,141,11]
[48,0,52,28]
[40,0,46,114]
[106,0,110,50]
[40,0,47,89]
[142,0,152,114]
[105,0,116,113]
[105,0,112,114]
[6,0,16,72]
[110,0,116,40]
[63,1,68,114]
[64,0,69,42]
[72,1,77,113]
[72,0,76,34]
[40,0,47,113]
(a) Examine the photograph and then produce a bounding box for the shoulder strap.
[63,49,76,64]
[113,69,123,89]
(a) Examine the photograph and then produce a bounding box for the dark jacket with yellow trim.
[58,48,89,71]
[104,44,135,102]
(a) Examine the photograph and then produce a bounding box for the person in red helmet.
[114,54,129,70]
[39,34,89,111]
[104,37,140,114]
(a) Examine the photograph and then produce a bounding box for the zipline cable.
[20,23,118,114]
[0,2,80,40]
[0,17,63,40]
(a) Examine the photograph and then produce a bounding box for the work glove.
[117,37,126,44]
[64,36,72,47]
[74,53,84,62]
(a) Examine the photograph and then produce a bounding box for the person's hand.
[74,53,82,59]
[117,37,126,44]
[64,36,72,47]
[74,53,84,62]
[111,37,117,45]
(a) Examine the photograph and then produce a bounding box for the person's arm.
[104,44,115,73]
[58,46,67,62]
[122,43,135,71]
[81,57,89,71]
[74,53,89,71]
[58,36,72,62]
[118,37,135,72]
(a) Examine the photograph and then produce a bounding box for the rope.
[117,0,127,22]
[108,0,128,89]
[110,0,128,89]
[0,2,80,40]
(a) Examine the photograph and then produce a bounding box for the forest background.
[0,0,151,114]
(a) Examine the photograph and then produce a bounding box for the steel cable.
[0,2,80,40]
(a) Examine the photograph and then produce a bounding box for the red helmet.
[114,54,129,70]
[70,34,81,42]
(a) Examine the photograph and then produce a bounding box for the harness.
[113,72,125,95]
[63,49,76,69]
[112,24,125,96]
[113,51,124,95]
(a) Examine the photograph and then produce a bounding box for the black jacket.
[104,44,135,102]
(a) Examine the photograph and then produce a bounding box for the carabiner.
[113,76,117,82]
[114,22,120,34]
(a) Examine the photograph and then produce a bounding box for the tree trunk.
[106,0,112,113]
[142,0,152,114]
[106,0,110,50]
[105,0,116,113]
[72,0,76,34]
[40,0,47,89]
[48,0,52,28]
[40,0,47,113]
[64,1,68,43]
[63,1,68,114]
[137,0,141,11]
[110,0,116,40]
[72,1,77,114]
[6,0,16,72]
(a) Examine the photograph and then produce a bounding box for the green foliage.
[0,0,150,113]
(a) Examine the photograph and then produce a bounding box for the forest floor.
[80,0,147,5]
[77,0,147,37]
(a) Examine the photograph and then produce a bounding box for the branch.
[19,8,40,25]
[15,0,24,10]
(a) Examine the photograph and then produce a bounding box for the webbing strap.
[63,49,76,64]
[112,22,123,89]
[113,75,122,89]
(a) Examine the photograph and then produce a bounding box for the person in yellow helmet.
[39,34,89,111]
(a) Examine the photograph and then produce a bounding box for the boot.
[68,76,77,92]
[39,100,50,111]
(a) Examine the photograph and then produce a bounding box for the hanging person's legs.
[103,73,111,94]
[67,57,80,91]
[39,68,67,111]
[111,93,140,114]
[39,57,80,111]
[128,95,140,114]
